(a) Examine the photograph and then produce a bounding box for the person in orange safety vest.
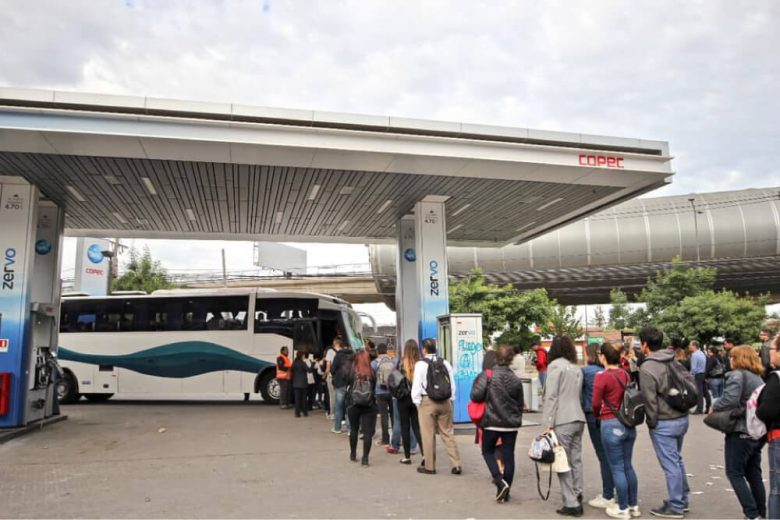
[276,346,293,409]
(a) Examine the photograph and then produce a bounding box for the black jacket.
[331,348,355,389]
[470,366,524,429]
[757,371,780,432]
[291,359,310,389]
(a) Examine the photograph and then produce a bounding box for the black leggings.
[293,387,308,417]
[482,429,518,486]
[397,396,423,459]
[348,404,377,458]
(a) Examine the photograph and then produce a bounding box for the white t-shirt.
[325,348,336,363]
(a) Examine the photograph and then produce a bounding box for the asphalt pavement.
[0,396,767,518]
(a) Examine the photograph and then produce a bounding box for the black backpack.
[349,375,374,407]
[603,370,645,427]
[424,357,452,401]
[387,369,411,400]
[663,360,699,412]
[708,357,725,378]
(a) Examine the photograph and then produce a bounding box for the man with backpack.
[371,344,397,446]
[412,338,462,475]
[638,326,696,519]
[705,346,726,399]
[330,340,355,434]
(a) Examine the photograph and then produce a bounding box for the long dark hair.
[353,350,373,379]
[548,336,578,364]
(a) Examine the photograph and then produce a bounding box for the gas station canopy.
[0,87,672,245]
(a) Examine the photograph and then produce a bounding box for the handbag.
[467,369,492,426]
[704,370,748,435]
[528,431,556,501]
[551,436,570,473]
[704,408,743,433]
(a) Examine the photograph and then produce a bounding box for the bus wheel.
[57,371,80,404]
[85,393,114,402]
[258,372,280,404]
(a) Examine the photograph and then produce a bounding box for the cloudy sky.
[3,0,779,323]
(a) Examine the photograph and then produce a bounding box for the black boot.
[361,455,369,466]
[349,452,357,462]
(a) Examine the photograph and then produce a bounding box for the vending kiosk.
[437,313,483,424]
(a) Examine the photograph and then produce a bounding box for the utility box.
[437,314,482,424]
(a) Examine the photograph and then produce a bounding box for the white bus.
[55,288,364,403]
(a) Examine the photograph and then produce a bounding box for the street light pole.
[688,198,700,263]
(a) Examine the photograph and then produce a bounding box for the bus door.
[291,319,320,357]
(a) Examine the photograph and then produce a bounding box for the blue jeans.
[391,398,417,451]
[769,439,780,520]
[724,433,766,519]
[334,387,349,432]
[708,378,724,399]
[539,371,547,388]
[586,414,615,500]
[601,418,638,510]
[649,416,690,513]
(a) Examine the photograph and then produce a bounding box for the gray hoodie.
[638,348,688,429]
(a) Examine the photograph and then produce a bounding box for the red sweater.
[592,368,630,420]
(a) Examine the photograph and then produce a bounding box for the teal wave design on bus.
[58,341,273,378]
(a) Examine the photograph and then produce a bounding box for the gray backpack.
[376,356,394,389]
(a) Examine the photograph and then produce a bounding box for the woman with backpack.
[542,336,586,517]
[592,343,640,520]
[712,345,767,520]
[757,335,780,520]
[395,339,424,465]
[470,344,524,503]
[706,346,727,399]
[581,343,616,510]
[346,349,377,466]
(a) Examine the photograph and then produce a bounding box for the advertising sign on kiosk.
[437,313,483,424]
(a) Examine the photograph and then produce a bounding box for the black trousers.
[348,404,377,459]
[376,394,393,444]
[307,384,316,410]
[397,396,423,459]
[482,429,518,486]
[293,387,308,417]
[695,373,711,412]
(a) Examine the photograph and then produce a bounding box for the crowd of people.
[273,327,780,520]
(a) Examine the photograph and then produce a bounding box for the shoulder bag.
[704,370,748,434]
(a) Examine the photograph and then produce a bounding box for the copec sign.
[578,154,624,169]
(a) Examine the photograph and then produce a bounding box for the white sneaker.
[606,506,631,520]
[629,505,641,518]
[589,495,616,509]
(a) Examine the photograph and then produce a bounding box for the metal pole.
[688,198,700,262]
[221,248,227,287]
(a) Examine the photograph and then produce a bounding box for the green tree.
[112,246,175,294]
[542,305,584,338]
[638,257,717,322]
[593,306,606,329]
[663,290,768,345]
[608,288,633,330]
[449,268,555,349]
[629,258,767,345]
